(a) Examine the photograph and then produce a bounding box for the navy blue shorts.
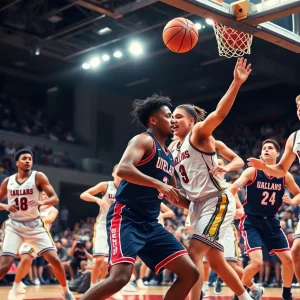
[239,214,289,255]
[107,202,188,274]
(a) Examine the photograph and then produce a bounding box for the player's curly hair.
[131,94,172,128]
[14,148,33,162]
[176,104,206,123]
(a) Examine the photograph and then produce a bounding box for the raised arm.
[42,207,59,224]
[192,58,251,137]
[80,182,108,203]
[229,167,256,196]
[248,133,296,177]
[36,172,59,206]
[117,134,179,202]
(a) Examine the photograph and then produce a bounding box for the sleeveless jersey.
[292,130,300,162]
[171,133,226,202]
[7,170,42,221]
[115,131,175,221]
[96,181,117,227]
[40,205,56,230]
[244,170,285,217]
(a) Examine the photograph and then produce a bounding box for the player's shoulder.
[168,140,178,152]
[242,167,257,177]
[284,171,294,181]
[0,177,9,187]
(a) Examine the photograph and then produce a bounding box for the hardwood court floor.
[1,286,299,300]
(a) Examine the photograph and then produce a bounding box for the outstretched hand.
[233,57,252,84]
[247,158,266,170]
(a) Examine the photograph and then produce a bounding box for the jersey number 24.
[261,191,276,206]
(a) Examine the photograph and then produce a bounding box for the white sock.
[62,285,70,294]
[13,282,20,288]
[248,282,259,291]
[238,291,253,300]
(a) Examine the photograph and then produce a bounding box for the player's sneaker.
[249,286,264,300]
[122,282,137,292]
[9,283,26,295]
[282,295,293,300]
[214,276,222,294]
[112,291,123,300]
[137,278,147,289]
[21,281,27,289]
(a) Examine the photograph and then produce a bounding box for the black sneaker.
[282,295,293,300]
[214,276,222,295]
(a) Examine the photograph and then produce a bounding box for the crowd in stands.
[0,93,76,143]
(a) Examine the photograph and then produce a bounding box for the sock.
[248,282,259,291]
[62,285,70,294]
[283,287,292,299]
[13,282,21,288]
[238,291,253,300]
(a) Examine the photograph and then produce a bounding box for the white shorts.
[93,223,109,257]
[294,220,300,240]
[1,218,56,258]
[186,190,235,252]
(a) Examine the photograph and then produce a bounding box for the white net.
[212,22,253,58]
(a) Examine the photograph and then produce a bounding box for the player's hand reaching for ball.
[233,57,252,84]
[247,157,266,170]
[157,183,179,204]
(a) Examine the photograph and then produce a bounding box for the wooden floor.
[0,286,299,300]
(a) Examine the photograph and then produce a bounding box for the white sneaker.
[8,285,26,295]
[112,291,123,300]
[21,282,27,289]
[34,278,40,285]
[137,279,147,289]
[122,282,137,292]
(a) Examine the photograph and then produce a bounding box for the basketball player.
[213,158,244,296]
[232,139,297,300]
[247,95,300,286]
[80,164,121,286]
[170,57,252,300]
[80,94,199,300]
[0,149,75,300]
[7,191,58,296]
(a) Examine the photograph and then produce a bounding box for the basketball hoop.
[212,22,253,58]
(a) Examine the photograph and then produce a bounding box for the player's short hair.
[176,104,206,124]
[14,149,33,162]
[262,139,281,153]
[131,94,172,128]
[296,95,300,104]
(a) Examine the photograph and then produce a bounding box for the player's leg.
[80,263,133,300]
[267,221,293,300]
[91,256,105,285]
[28,219,74,300]
[206,248,251,299]
[228,261,244,279]
[291,224,300,284]
[0,220,23,279]
[139,223,199,300]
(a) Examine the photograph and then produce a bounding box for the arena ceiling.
[0,0,299,102]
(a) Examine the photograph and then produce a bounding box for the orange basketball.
[222,26,247,50]
[163,18,198,53]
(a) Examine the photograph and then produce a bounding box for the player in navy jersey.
[248,95,300,286]
[231,139,300,300]
[80,94,199,300]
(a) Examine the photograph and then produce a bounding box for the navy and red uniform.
[239,169,289,255]
[107,131,188,274]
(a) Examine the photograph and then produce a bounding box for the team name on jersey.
[10,189,34,196]
[156,157,174,176]
[174,150,190,166]
[111,228,118,255]
[257,181,282,191]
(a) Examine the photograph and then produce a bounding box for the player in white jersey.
[0,149,75,300]
[248,94,300,285]
[170,57,252,300]
[80,165,121,287]
[8,191,58,295]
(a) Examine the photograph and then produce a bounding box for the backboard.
[161,0,300,53]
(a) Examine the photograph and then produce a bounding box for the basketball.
[222,26,248,50]
[162,18,198,53]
